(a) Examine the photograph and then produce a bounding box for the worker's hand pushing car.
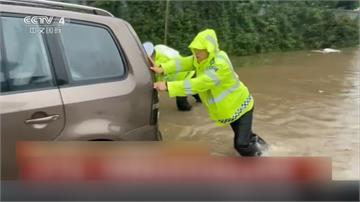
[150,66,164,75]
[151,66,167,91]
[144,42,201,111]
[153,81,167,91]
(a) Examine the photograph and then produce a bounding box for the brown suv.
[0,0,161,179]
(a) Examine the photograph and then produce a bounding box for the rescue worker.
[151,29,268,156]
[143,42,201,111]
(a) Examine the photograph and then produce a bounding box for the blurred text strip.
[17,142,331,182]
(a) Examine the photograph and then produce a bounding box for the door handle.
[25,114,60,124]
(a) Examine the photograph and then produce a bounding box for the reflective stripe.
[175,58,181,73]
[208,82,241,104]
[206,35,218,52]
[218,95,252,124]
[204,69,220,86]
[184,79,193,95]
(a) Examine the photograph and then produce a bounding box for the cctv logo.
[24,16,53,25]
[24,16,65,34]
[24,16,65,25]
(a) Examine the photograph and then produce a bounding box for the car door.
[51,19,155,141]
[0,15,65,179]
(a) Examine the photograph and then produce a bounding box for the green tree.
[88,0,359,56]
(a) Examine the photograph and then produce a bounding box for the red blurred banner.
[17,142,332,182]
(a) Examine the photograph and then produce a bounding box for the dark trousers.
[230,108,255,152]
[176,96,191,111]
[176,94,201,111]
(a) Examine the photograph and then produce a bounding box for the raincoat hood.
[188,29,219,65]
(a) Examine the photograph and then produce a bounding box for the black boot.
[192,94,202,103]
[236,144,262,157]
[251,134,268,148]
[236,134,269,157]
[176,96,192,111]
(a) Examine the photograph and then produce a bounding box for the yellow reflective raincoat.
[160,29,254,125]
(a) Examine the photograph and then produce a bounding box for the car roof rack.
[0,0,114,17]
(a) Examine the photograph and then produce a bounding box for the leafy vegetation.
[88,0,359,56]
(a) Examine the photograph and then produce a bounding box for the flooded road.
[158,48,360,180]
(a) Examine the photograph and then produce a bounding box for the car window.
[1,16,54,93]
[60,22,125,82]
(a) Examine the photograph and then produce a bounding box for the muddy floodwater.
[158,48,360,180]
